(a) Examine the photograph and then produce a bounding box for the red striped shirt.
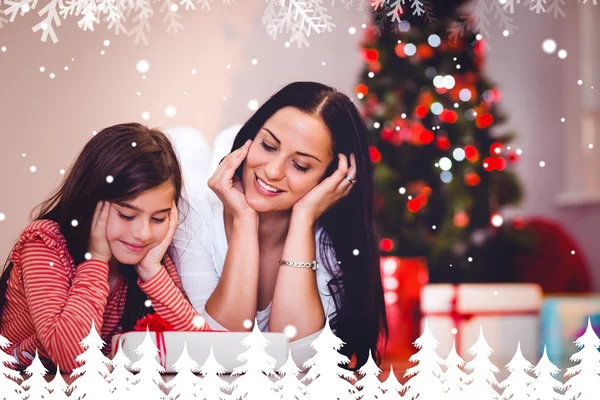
[0,220,210,373]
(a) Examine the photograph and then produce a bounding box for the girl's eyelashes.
[118,212,166,223]
[260,140,310,173]
[118,212,134,221]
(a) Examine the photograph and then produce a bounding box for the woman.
[172,82,387,369]
[0,123,210,373]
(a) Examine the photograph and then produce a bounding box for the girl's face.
[241,106,334,213]
[105,181,176,265]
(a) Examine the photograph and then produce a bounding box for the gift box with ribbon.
[540,295,600,369]
[111,313,290,373]
[420,283,543,367]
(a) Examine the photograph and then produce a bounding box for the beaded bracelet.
[279,260,319,271]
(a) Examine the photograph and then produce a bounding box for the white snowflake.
[31,0,63,43]
[127,0,153,45]
[263,0,335,48]
[161,0,183,33]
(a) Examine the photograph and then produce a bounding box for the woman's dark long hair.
[230,81,388,369]
[0,123,183,332]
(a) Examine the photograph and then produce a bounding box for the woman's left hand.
[292,153,357,224]
[135,201,179,281]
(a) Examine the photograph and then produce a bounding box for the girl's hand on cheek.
[88,201,112,264]
[135,201,178,281]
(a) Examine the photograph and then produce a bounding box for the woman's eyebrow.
[115,201,171,214]
[262,128,322,163]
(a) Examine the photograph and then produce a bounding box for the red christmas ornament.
[512,216,526,229]
[380,127,394,141]
[464,144,479,162]
[380,238,394,252]
[395,43,407,58]
[355,84,368,96]
[420,130,434,145]
[476,113,494,129]
[407,198,421,212]
[497,157,507,170]
[508,152,519,163]
[490,142,503,156]
[361,48,379,63]
[482,156,496,171]
[440,109,458,123]
[415,105,428,118]
[435,136,451,151]
[465,172,481,186]
[416,44,434,59]
[453,211,469,228]
[369,146,382,163]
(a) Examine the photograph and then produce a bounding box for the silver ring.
[345,175,356,184]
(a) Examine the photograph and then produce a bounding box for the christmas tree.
[462,327,500,400]
[442,339,468,399]
[107,339,135,399]
[0,334,23,400]
[354,350,384,399]
[274,350,305,400]
[379,365,403,400]
[358,0,530,282]
[530,346,563,400]
[129,329,167,399]
[165,342,202,400]
[21,351,50,400]
[196,346,230,400]
[563,318,600,400]
[69,320,112,400]
[402,320,446,400]
[230,319,279,400]
[46,366,70,400]
[498,342,534,400]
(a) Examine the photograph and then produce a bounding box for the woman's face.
[242,106,334,213]
[105,181,175,265]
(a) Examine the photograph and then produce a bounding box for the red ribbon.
[131,313,174,369]
[421,286,539,355]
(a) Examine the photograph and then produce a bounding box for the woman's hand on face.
[88,201,112,264]
[135,201,179,281]
[292,153,357,223]
[207,139,257,221]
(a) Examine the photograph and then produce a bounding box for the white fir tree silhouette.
[530,346,563,400]
[0,334,23,400]
[230,319,279,400]
[129,328,167,399]
[499,342,534,400]
[355,349,384,399]
[69,320,112,400]
[563,318,600,400]
[196,346,230,400]
[402,320,446,400]
[274,349,305,400]
[165,342,202,400]
[462,327,501,400]
[108,338,135,399]
[443,339,468,399]
[301,319,357,400]
[21,350,49,400]
[379,365,403,400]
[46,366,69,400]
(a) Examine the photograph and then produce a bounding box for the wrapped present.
[380,256,429,358]
[111,313,290,373]
[420,283,543,367]
[111,331,290,374]
[540,295,600,368]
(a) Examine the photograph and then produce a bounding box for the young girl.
[0,123,210,373]
[172,82,388,370]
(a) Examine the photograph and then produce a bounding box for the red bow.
[133,313,174,332]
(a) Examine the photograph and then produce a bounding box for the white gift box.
[111,331,290,374]
[420,283,543,368]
